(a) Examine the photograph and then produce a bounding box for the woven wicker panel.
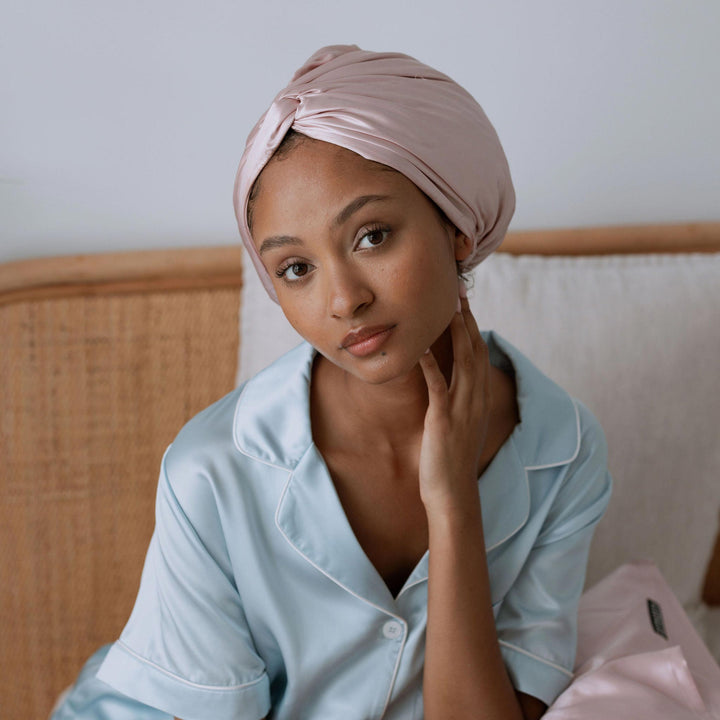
[0,287,240,720]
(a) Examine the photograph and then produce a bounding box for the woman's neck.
[311,327,454,457]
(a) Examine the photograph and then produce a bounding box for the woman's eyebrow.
[259,235,302,255]
[259,195,391,255]
[333,194,390,227]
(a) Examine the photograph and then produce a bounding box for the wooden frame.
[0,246,244,306]
[501,221,720,256]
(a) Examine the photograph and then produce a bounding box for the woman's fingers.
[417,300,491,509]
[418,349,449,412]
[449,296,488,401]
[460,294,484,353]
[466,304,492,437]
[448,308,474,396]
[420,295,490,419]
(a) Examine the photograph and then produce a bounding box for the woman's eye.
[356,228,389,250]
[277,262,311,281]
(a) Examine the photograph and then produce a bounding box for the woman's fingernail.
[456,296,462,313]
[459,278,468,299]
[424,348,430,355]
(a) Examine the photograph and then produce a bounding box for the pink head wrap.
[233,45,515,302]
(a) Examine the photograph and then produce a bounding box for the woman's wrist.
[423,486,483,532]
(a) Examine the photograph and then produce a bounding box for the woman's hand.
[417,293,491,514]
[419,294,529,720]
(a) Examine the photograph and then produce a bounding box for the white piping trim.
[378,624,407,719]
[234,441,298,473]
[232,383,255,457]
[232,383,305,471]
[398,572,429,598]
[274,470,407,716]
[274,474,406,623]
[486,456,531,553]
[524,400,582,471]
[498,640,574,678]
[115,641,267,692]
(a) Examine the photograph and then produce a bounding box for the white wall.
[2,0,719,262]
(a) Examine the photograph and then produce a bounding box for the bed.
[2,223,719,719]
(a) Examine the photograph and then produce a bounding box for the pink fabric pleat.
[233,45,515,301]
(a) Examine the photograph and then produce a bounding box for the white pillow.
[238,249,720,606]
[237,247,303,385]
[471,252,720,607]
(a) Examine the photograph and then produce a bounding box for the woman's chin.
[327,349,427,387]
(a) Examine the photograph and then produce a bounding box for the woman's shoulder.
[168,384,244,463]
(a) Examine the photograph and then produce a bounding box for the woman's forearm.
[423,496,524,720]
[418,301,545,719]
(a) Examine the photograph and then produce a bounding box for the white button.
[382,620,403,640]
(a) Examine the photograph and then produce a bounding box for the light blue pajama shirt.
[53,331,612,720]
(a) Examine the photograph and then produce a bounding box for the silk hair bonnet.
[233,44,516,302]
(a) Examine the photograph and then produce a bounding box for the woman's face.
[250,138,471,385]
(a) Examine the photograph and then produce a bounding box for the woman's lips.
[340,325,396,357]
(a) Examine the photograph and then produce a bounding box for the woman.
[54,45,611,720]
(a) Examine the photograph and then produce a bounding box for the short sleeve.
[496,400,613,706]
[96,448,271,720]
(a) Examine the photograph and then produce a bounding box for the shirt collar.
[485,331,581,470]
[234,333,580,474]
[233,342,315,470]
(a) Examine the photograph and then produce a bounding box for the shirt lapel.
[234,342,397,611]
[275,443,397,612]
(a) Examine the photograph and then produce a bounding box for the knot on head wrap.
[234,44,515,302]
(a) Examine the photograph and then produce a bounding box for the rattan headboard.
[1,248,243,719]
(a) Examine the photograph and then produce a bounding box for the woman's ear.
[453,229,474,262]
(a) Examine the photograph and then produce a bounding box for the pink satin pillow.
[545,561,720,719]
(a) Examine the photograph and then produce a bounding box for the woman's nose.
[326,268,374,318]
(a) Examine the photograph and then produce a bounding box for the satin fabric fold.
[545,562,720,719]
[233,45,515,301]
